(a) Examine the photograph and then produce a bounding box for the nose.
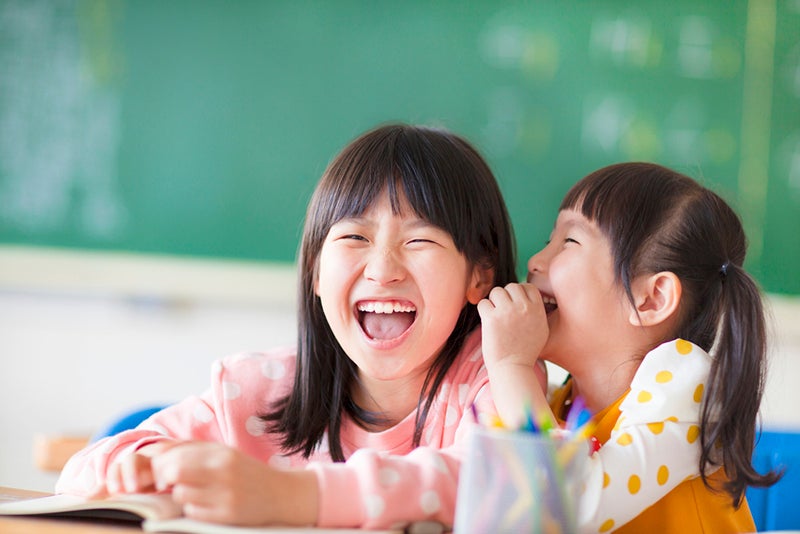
[526,246,549,282]
[364,247,405,285]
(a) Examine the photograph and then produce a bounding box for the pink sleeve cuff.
[308,462,365,528]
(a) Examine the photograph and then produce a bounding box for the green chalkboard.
[1,1,798,294]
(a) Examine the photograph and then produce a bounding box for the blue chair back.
[90,405,167,442]
[747,430,800,531]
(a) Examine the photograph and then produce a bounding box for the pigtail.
[699,262,780,505]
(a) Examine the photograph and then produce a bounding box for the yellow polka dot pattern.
[647,422,664,434]
[676,338,693,354]
[657,465,670,485]
[617,433,633,446]
[599,519,615,532]
[628,474,641,494]
[655,370,673,383]
[590,339,713,534]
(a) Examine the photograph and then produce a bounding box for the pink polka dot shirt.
[55,329,496,530]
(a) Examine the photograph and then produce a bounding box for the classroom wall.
[0,252,297,492]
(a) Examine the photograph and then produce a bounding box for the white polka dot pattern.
[192,403,214,423]
[54,331,494,530]
[244,415,265,436]
[365,494,386,519]
[222,381,241,400]
[261,359,285,380]
[419,490,441,515]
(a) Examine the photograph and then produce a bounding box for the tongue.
[362,312,414,340]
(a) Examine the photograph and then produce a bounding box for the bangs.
[560,162,680,240]
[559,166,632,237]
[307,125,478,255]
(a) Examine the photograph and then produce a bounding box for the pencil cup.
[454,427,588,534]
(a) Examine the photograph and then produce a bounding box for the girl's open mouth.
[357,300,417,340]
[542,295,558,315]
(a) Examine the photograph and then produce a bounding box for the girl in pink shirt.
[56,123,517,530]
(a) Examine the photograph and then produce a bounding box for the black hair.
[261,123,517,460]
[561,162,780,506]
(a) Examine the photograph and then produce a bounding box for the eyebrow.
[555,213,596,235]
[334,215,443,232]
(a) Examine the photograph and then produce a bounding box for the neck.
[352,373,428,431]
[570,356,641,414]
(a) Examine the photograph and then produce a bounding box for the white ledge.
[0,245,298,307]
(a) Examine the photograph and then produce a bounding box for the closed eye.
[340,234,368,242]
[564,237,580,245]
[406,238,441,249]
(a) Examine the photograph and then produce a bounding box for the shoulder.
[211,346,298,401]
[632,339,711,390]
[437,328,490,403]
[620,339,710,422]
[447,329,487,379]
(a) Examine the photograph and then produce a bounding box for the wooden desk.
[0,487,140,533]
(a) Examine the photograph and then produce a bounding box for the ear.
[466,264,495,305]
[629,271,681,327]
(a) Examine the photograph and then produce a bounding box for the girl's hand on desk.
[151,441,318,526]
[105,440,179,495]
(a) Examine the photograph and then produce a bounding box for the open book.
[0,492,430,533]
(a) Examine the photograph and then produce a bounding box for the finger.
[476,297,494,317]
[173,484,236,525]
[182,501,224,524]
[486,285,512,305]
[502,282,531,302]
[152,455,181,492]
[152,444,209,490]
[520,282,544,302]
[106,462,123,495]
[120,455,155,493]
[171,483,217,508]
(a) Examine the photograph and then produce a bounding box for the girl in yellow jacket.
[479,162,780,533]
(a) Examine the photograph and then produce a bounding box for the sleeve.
[576,339,712,533]
[55,357,241,496]
[309,377,497,529]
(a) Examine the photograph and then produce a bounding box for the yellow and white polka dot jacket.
[559,339,755,533]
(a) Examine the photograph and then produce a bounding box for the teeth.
[542,296,557,305]
[358,301,416,314]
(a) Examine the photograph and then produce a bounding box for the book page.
[0,493,183,522]
[145,516,408,533]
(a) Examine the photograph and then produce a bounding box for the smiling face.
[314,190,487,398]
[527,209,633,372]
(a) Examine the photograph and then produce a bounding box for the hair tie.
[719,261,729,279]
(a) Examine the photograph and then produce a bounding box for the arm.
[309,382,499,529]
[144,369,499,529]
[56,351,276,497]
[477,282,550,428]
[54,393,223,497]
